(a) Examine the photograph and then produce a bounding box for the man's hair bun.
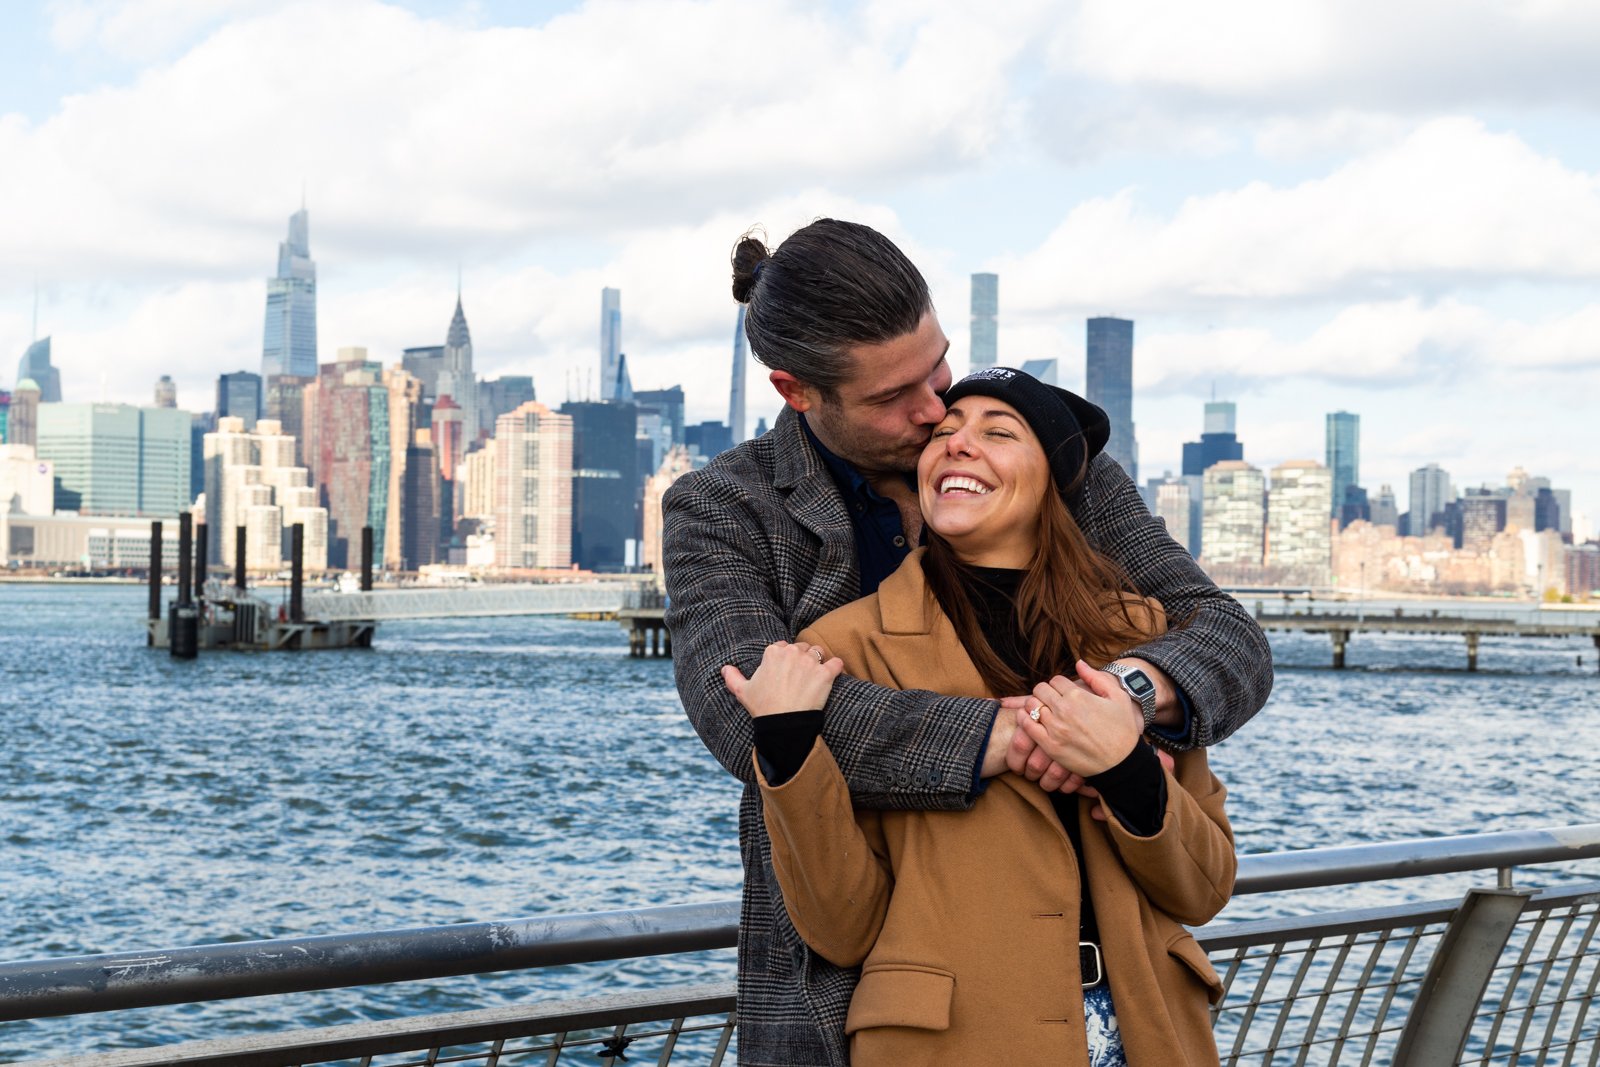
[731,232,771,304]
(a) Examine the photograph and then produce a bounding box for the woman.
[723,367,1235,1066]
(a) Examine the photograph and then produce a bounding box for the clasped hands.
[721,641,1175,823]
[990,660,1175,822]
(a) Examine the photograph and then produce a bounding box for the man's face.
[805,310,953,476]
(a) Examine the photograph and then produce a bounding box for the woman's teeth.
[939,475,990,495]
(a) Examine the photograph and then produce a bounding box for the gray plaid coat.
[662,406,1272,1067]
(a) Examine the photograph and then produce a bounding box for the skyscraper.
[216,371,263,431]
[153,376,177,408]
[1370,484,1399,528]
[262,207,318,378]
[8,381,39,448]
[431,396,465,547]
[17,338,62,403]
[1408,463,1454,536]
[1201,461,1265,566]
[970,273,998,370]
[401,345,446,398]
[480,376,536,430]
[203,416,327,572]
[436,295,479,437]
[493,401,573,570]
[1019,359,1058,386]
[308,348,390,569]
[1180,399,1244,557]
[1325,412,1360,519]
[599,288,622,403]
[263,374,312,465]
[36,403,191,517]
[636,385,685,475]
[1152,476,1192,554]
[1085,317,1137,482]
[1267,461,1333,578]
[560,400,640,571]
[729,306,749,444]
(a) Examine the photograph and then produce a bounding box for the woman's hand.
[721,641,844,718]
[1018,660,1142,777]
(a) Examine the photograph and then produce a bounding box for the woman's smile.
[918,396,1050,568]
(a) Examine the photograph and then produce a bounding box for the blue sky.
[2,0,1599,535]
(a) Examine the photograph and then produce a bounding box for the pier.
[3,824,1598,1065]
[1249,595,1600,670]
[617,587,670,658]
[146,519,642,655]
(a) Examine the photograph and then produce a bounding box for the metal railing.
[6,824,1600,1066]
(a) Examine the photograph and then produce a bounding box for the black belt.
[1080,941,1104,989]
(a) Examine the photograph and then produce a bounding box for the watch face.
[1124,671,1156,698]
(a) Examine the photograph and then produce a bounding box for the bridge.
[298,581,635,622]
[1243,595,1600,670]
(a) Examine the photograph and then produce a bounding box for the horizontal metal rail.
[0,901,738,1023]
[3,825,1598,1024]
[1232,823,1600,894]
[17,884,1600,1067]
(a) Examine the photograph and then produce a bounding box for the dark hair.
[923,481,1155,696]
[731,219,931,393]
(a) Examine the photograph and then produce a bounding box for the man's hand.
[1019,661,1142,778]
[981,695,1085,793]
[721,641,843,718]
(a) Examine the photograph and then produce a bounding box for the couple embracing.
[663,220,1273,1066]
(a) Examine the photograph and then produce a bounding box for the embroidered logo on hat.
[966,367,1017,382]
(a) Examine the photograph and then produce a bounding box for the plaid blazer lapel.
[770,407,861,626]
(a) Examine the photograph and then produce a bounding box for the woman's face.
[917,395,1049,568]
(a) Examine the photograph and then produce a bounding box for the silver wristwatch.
[1102,663,1158,731]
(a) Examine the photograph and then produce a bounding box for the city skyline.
[0,2,1597,528]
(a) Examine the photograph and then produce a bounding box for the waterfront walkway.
[4,824,1598,1066]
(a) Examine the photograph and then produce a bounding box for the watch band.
[1102,663,1158,731]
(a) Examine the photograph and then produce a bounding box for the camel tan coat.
[756,549,1235,1066]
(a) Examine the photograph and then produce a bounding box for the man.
[663,219,1272,1066]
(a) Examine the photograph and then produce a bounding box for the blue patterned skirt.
[1083,984,1128,1067]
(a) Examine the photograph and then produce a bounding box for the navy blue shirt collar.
[799,413,914,597]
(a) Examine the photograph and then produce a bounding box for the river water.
[2,583,1598,1058]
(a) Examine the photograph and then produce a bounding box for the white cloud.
[47,0,283,62]
[1046,0,1600,108]
[995,118,1600,314]
[2,0,1031,289]
[1136,298,1600,396]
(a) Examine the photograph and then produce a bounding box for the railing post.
[1392,887,1532,1067]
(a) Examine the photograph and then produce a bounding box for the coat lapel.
[771,407,861,626]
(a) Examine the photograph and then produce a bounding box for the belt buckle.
[1080,941,1104,989]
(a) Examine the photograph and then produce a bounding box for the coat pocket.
[1166,931,1225,1004]
[844,963,957,1033]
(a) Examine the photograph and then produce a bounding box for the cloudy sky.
[3,0,1598,535]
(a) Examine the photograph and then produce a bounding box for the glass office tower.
[262,208,319,379]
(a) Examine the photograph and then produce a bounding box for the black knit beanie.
[939,367,1110,504]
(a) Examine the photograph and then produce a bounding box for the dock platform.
[1247,595,1600,670]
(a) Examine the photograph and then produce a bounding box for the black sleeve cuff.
[752,710,825,786]
[1085,741,1167,837]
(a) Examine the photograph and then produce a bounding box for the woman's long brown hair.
[922,471,1154,696]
